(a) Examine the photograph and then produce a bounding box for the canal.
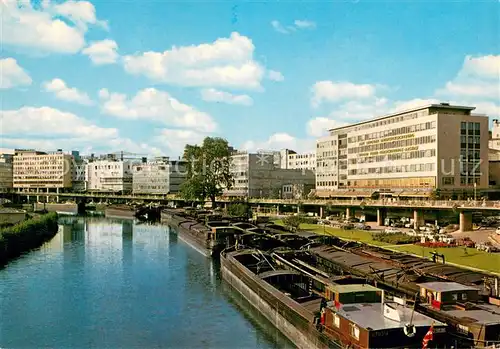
[0,217,294,348]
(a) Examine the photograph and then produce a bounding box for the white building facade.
[132,158,187,194]
[280,149,316,171]
[86,159,133,193]
[315,104,489,198]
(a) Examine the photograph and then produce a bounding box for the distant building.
[281,182,315,199]
[132,157,187,194]
[13,149,73,193]
[0,154,13,193]
[315,103,489,199]
[225,151,315,198]
[86,156,133,193]
[280,148,316,172]
[71,151,87,192]
[489,119,500,151]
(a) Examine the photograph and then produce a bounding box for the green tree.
[180,137,234,206]
[227,203,252,218]
[283,215,302,231]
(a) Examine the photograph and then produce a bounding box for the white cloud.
[1,0,106,54]
[241,132,314,154]
[43,78,93,105]
[307,118,348,137]
[123,32,265,89]
[82,39,118,65]
[311,81,377,107]
[100,88,217,132]
[437,81,499,99]
[461,55,500,80]
[154,129,207,155]
[0,58,32,89]
[267,70,284,82]
[271,19,316,34]
[201,88,253,106]
[98,88,110,99]
[1,106,117,139]
[294,20,316,29]
[392,98,440,112]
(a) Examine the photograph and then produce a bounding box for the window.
[333,314,340,328]
[452,293,458,301]
[461,293,468,300]
[442,177,454,185]
[350,324,360,340]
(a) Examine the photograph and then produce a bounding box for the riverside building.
[13,149,73,193]
[0,154,13,193]
[315,103,489,199]
[132,157,187,195]
[279,149,316,172]
[86,156,133,193]
[225,151,315,198]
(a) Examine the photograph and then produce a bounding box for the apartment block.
[13,149,73,192]
[280,148,316,171]
[0,154,13,193]
[225,151,315,198]
[315,103,489,198]
[86,158,133,193]
[132,157,187,195]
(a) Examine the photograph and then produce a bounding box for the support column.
[36,188,40,203]
[377,209,386,226]
[46,188,50,203]
[459,211,473,232]
[413,210,424,230]
[56,187,60,203]
[319,206,324,219]
[276,204,280,216]
[346,207,352,220]
[297,205,301,214]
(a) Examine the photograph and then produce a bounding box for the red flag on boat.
[422,323,434,349]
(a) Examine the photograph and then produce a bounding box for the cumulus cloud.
[271,19,316,34]
[100,88,217,132]
[154,129,208,156]
[267,70,285,82]
[437,55,500,100]
[307,118,348,137]
[311,81,378,107]
[43,78,93,105]
[1,0,106,54]
[123,32,265,89]
[241,133,315,154]
[1,106,117,139]
[200,88,253,106]
[82,39,118,65]
[0,58,32,89]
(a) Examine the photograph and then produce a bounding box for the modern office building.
[315,103,489,198]
[280,148,316,172]
[132,157,187,194]
[86,156,133,193]
[71,151,87,192]
[13,149,73,192]
[0,154,13,193]
[225,151,315,198]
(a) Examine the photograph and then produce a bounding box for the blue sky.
[1,0,499,157]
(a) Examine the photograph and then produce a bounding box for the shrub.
[0,212,59,265]
[373,232,419,244]
[226,203,252,218]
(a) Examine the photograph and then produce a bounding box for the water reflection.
[0,217,293,349]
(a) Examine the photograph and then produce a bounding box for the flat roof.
[331,302,445,331]
[417,282,479,293]
[328,103,476,132]
[424,305,500,326]
[327,284,382,293]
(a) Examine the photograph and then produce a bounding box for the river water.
[0,217,294,349]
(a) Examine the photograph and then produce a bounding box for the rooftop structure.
[417,282,479,293]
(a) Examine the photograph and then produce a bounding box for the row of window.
[348,163,435,175]
[347,121,436,144]
[340,110,428,134]
[348,149,436,165]
[349,135,437,154]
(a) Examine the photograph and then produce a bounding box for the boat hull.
[105,206,137,219]
[220,252,341,349]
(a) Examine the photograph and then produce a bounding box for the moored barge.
[105,204,138,219]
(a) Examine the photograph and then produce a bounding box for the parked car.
[355,223,371,230]
[384,228,401,234]
[477,242,499,252]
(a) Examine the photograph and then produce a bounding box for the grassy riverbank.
[0,212,59,266]
[273,219,500,274]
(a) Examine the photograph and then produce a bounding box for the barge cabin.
[417,282,500,348]
[322,284,449,348]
